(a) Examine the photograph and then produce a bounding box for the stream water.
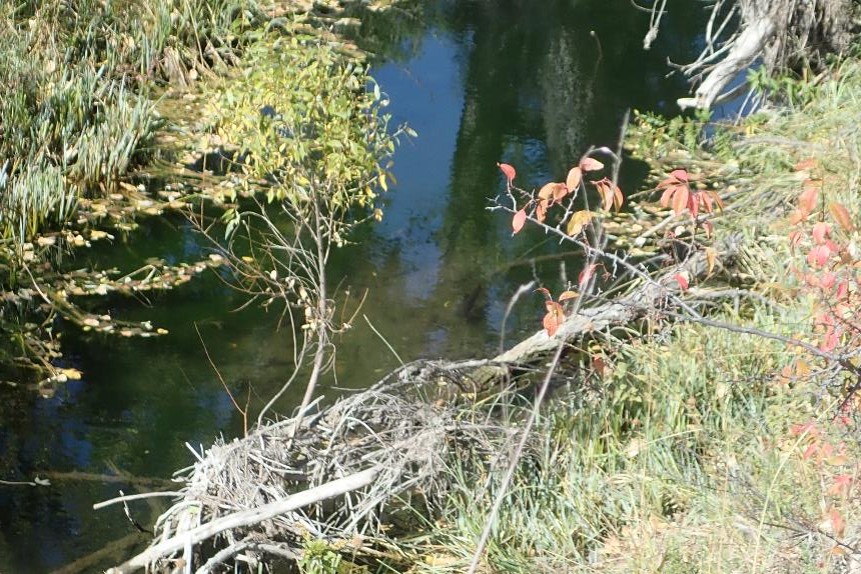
[0,1,717,571]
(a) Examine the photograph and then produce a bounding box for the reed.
[0,0,260,246]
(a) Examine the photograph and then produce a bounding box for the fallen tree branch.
[678,16,776,110]
[105,467,378,574]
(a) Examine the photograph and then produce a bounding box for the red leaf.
[820,328,839,352]
[689,193,700,219]
[498,163,516,183]
[670,169,689,182]
[819,272,837,290]
[579,263,597,287]
[659,186,674,207]
[799,184,819,216]
[592,355,607,378]
[812,222,831,244]
[566,166,583,191]
[674,273,690,291]
[512,209,527,234]
[807,244,831,267]
[827,474,853,496]
[836,280,849,300]
[579,157,604,172]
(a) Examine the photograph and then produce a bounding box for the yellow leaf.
[60,368,82,380]
[558,290,578,302]
[705,247,717,275]
[566,210,596,236]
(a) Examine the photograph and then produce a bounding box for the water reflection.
[0,1,709,570]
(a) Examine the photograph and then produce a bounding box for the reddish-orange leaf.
[788,230,804,253]
[821,328,839,353]
[671,185,689,216]
[535,287,552,300]
[543,312,560,337]
[552,183,569,203]
[701,191,714,214]
[498,162,516,183]
[542,301,565,337]
[829,508,846,538]
[536,200,548,223]
[612,183,624,212]
[799,183,819,215]
[828,475,853,496]
[592,354,607,378]
[789,209,806,225]
[829,202,854,232]
[674,273,689,291]
[538,182,557,201]
[710,191,725,211]
[598,182,613,211]
[580,157,604,172]
[794,158,817,172]
[512,209,527,234]
[566,166,583,191]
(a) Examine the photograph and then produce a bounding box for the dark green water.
[0,1,714,571]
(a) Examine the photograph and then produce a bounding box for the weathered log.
[678,17,776,110]
[469,235,740,387]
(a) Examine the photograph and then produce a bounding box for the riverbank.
[399,57,861,572]
[109,52,861,572]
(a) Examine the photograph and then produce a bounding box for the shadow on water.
[0,1,712,570]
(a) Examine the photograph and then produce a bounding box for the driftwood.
[100,228,743,572]
[100,366,521,572]
[105,469,378,574]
